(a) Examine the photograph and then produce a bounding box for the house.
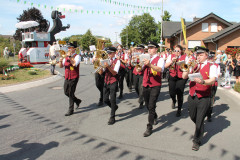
[163,13,240,52]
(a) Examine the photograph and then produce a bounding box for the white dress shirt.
[150,54,165,72]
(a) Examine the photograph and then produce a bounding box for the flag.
[181,18,187,45]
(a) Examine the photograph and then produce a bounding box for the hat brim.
[136,47,144,49]
[148,44,157,47]
[196,50,206,54]
[107,50,115,54]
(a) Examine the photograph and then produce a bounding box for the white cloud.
[114,14,134,26]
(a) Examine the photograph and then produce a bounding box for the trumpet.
[170,58,177,70]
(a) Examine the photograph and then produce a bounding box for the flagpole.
[160,0,163,52]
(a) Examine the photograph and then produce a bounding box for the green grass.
[234,83,240,93]
[0,68,50,86]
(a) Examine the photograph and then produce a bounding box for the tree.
[162,10,171,21]
[120,13,157,47]
[14,7,49,41]
[80,29,97,51]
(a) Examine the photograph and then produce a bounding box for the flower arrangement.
[18,62,33,68]
[225,48,240,58]
[0,74,15,80]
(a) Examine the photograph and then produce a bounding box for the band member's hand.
[104,62,109,68]
[188,57,193,64]
[172,57,177,64]
[59,57,63,62]
[194,78,203,84]
[143,58,150,66]
[136,67,142,72]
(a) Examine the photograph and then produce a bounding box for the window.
[211,23,217,32]
[188,40,201,49]
[202,23,208,32]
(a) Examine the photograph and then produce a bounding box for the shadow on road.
[0,140,59,160]
[202,103,230,146]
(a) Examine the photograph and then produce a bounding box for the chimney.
[193,16,201,22]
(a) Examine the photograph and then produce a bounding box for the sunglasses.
[174,50,181,53]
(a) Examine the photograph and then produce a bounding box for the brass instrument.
[180,59,199,73]
[59,50,67,58]
[93,38,108,73]
[170,58,177,70]
[131,53,142,70]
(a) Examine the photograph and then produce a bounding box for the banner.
[181,18,187,45]
[14,0,158,14]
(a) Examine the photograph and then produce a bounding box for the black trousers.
[133,74,144,104]
[64,78,80,112]
[169,76,188,109]
[188,95,210,144]
[103,82,118,118]
[95,72,105,102]
[118,68,126,93]
[143,85,161,130]
[125,68,133,89]
[207,86,217,118]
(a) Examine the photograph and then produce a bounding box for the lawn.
[0,68,50,86]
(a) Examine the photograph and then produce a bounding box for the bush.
[18,62,33,68]
[0,58,10,74]
[234,83,240,93]
[28,70,37,75]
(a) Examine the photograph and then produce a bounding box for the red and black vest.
[119,52,126,69]
[64,55,79,80]
[142,56,162,87]
[105,59,119,84]
[169,54,187,78]
[189,62,212,98]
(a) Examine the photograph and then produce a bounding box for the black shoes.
[171,102,176,109]
[108,117,115,125]
[98,101,103,106]
[153,117,158,125]
[192,142,200,151]
[176,109,181,117]
[143,129,152,137]
[65,111,73,116]
[139,103,144,109]
[76,99,82,109]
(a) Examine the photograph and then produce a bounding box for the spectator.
[3,47,9,59]
[224,54,234,86]
[49,42,57,75]
[233,53,240,84]
[215,50,222,64]
[221,50,227,63]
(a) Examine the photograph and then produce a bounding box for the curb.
[0,71,63,93]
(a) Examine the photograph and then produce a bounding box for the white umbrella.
[15,21,39,29]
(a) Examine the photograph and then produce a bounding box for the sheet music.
[139,54,150,65]
[100,59,110,66]
[188,73,203,81]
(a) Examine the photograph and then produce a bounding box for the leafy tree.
[80,29,97,51]
[162,10,171,21]
[14,7,49,41]
[120,13,157,47]
[0,36,22,56]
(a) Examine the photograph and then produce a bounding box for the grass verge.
[0,68,50,86]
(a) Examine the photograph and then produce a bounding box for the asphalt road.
[0,63,240,160]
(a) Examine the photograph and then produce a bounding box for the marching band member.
[92,52,105,106]
[133,44,145,109]
[59,43,82,116]
[206,51,220,122]
[182,46,218,151]
[123,48,133,92]
[165,45,188,117]
[99,47,120,125]
[116,45,125,99]
[142,41,165,137]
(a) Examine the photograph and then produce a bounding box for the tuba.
[92,38,108,73]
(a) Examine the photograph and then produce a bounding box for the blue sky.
[1,0,240,43]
